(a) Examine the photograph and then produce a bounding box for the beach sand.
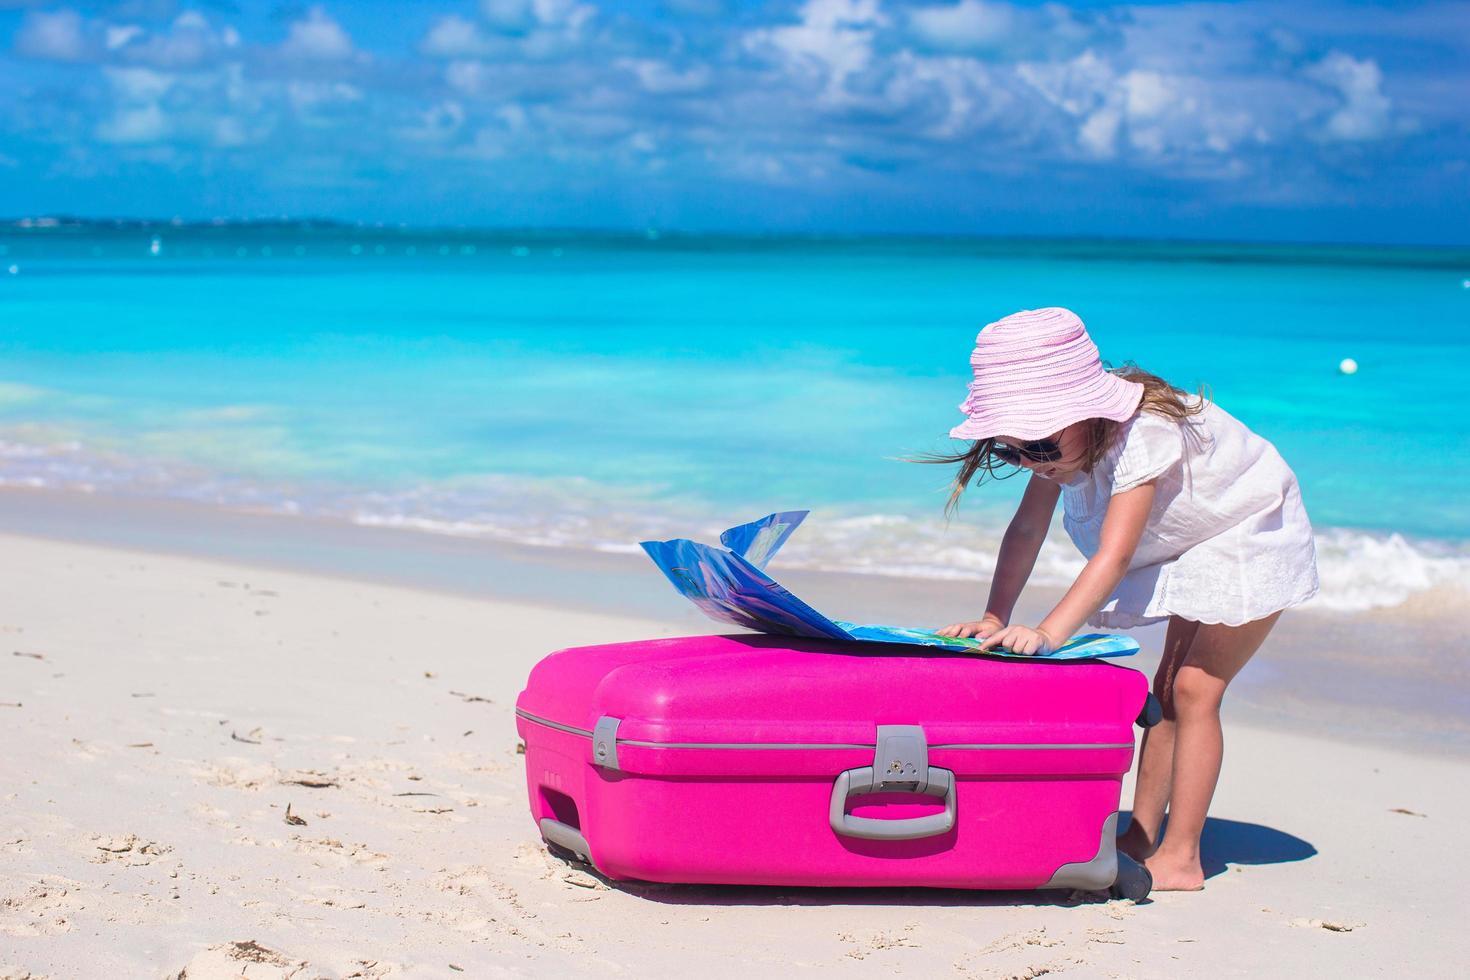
[2,493,1468,977]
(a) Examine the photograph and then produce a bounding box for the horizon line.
[3,215,1468,256]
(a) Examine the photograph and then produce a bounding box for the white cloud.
[96,103,168,143]
[104,66,174,103]
[220,63,261,114]
[1078,105,1121,158]
[1129,125,1165,156]
[1,0,1450,207]
[106,25,143,51]
[879,51,1004,140]
[1306,51,1395,141]
[530,0,595,33]
[213,117,249,147]
[481,0,536,34]
[424,1,594,61]
[1017,50,1264,165]
[287,81,364,111]
[280,7,354,61]
[906,0,1101,61]
[1016,48,1112,117]
[617,58,711,94]
[119,11,235,68]
[14,9,90,62]
[1121,70,1172,119]
[422,15,496,58]
[517,0,598,59]
[445,60,491,95]
[498,104,528,130]
[908,0,1015,54]
[399,100,466,142]
[744,0,887,103]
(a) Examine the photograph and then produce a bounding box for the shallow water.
[2,225,1467,612]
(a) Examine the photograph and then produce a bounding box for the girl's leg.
[1117,615,1199,861]
[1146,611,1282,891]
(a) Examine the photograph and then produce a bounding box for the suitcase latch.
[873,725,929,793]
[592,716,621,770]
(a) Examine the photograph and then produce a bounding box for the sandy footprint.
[170,940,313,980]
[837,922,921,960]
[278,769,341,789]
[89,833,172,866]
[1289,917,1362,933]
[287,882,371,912]
[953,926,1092,979]
[341,959,397,979]
[427,749,515,778]
[511,840,564,878]
[974,927,1064,956]
[429,866,573,949]
[510,840,612,895]
[0,875,80,937]
[190,802,239,830]
[198,760,285,791]
[289,835,390,870]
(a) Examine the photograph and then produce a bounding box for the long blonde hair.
[915,364,1209,518]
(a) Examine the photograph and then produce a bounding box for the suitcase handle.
[828,765,957,840]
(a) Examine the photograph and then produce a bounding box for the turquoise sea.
[2,225,1467,612]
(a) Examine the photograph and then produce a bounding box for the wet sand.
[1,487,1465,757]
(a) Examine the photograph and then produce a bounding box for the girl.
[927,307,1318,892]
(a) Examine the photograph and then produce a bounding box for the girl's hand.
[977,625,1059,656]
[935,614,1006,639]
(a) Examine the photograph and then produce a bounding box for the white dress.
[1059,398,1319,629]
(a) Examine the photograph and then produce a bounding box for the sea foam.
[1,436,1464,616]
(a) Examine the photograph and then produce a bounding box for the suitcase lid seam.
[516,709,1132,751]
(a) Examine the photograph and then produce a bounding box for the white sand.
[2,531,1467,978]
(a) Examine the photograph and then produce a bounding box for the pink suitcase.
[516,633,1155,897]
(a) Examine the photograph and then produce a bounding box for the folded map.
[640,511,1137,660]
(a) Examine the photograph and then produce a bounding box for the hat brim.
[948,373,1145,441]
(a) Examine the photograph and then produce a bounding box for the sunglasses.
[991,436,1063,466]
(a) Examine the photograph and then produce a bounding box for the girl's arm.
[936,474,1060,638]
[978,480,1157,653]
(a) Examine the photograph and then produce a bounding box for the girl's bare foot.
[1116,821,1157,862]
[1144,850,1205,891]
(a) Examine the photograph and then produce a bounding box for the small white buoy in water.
[1339,357,1359,375]
[149,236,162,257]
[6,264,17,275]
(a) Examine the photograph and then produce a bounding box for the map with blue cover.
[640,511,1137,660]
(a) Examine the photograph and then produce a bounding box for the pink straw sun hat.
[949,307,1144,441]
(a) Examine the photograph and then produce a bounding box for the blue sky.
[1,1,1467,243]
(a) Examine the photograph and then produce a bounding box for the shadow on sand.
[572,877,1116,910]
[1121,810,1318,880]
[546,813,1315,907]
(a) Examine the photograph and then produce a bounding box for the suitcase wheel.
[1110,852,1153,902]
[1136,693,1163,729]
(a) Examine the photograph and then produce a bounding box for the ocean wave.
[2,435,1466,615]
[766,514,1470,615]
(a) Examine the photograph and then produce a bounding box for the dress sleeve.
[1109,412,1184,495]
